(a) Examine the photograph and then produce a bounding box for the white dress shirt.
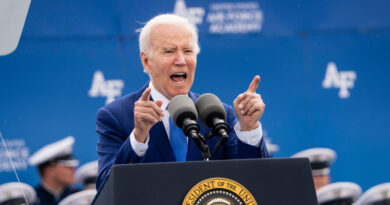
[129,82,263,157]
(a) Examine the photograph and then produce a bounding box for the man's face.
[52,164,76,186]
[142,23,197,100]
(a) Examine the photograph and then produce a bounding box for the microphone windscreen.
[168,95,198,128]
[195,93,226,128]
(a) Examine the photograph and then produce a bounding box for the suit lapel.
[147,122,176,162]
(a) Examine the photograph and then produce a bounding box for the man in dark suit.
[96,14,268,190]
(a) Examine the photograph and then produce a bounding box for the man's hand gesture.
[133,88,164,143]
[233,75,265,131]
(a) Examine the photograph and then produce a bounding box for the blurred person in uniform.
[74,160,98,190]
[317,182,361,205]
[58,189,96,205]
[292,147,336,190]
[355,183,390,205]
[29,136,80,205]
[0,182,36,205]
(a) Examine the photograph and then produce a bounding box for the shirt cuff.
[234,121,263,147]
[129,131,149,157]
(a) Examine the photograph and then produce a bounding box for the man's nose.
[174,51,186,65]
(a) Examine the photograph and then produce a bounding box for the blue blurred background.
[1,0,389,191]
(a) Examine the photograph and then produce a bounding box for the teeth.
[170,72,187,83]
[172,72,185,76]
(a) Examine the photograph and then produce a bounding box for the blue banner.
[1,0,389,191]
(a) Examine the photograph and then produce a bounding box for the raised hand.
[133,88,164,143]
[233,75,265,131]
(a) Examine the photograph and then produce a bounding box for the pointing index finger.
[247,75,260,93]
[140,87,151,101]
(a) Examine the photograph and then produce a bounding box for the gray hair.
[137,14,200,58]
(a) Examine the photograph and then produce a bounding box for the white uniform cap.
[0,182,37,204]
[317,182,362,204]
[29,136,79,167]
[264,137,279,156]
[75,160,98,188]
[354,183,390,205]
[291,147,337,176]
[58,189,97,205]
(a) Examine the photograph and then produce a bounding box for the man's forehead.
[151,30,194,48]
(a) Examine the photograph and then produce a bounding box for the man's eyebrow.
[163,47,176,50]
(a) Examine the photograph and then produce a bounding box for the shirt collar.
[149,81,170,111]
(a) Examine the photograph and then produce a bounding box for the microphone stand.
[189,132,210,161]
[205,118,229,159]
[182,119,210,161]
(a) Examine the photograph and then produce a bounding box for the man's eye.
[184,50,193,53]
[165,50,173,53]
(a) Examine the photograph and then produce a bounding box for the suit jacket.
[96,82,268,190]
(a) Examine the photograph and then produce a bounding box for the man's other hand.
[233,75,265,131]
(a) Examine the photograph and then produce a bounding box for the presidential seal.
[183,177,257,205]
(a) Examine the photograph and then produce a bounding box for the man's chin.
[170,89,189,97]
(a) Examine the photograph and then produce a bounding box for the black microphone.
[168,95,210,159]
[168,95,199,137]
[195,93,229,156]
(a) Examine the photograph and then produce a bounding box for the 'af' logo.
[322,62,357,99]
[173,0,205,25]
[88,71,124,104]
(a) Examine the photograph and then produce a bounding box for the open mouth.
[170,72,187,83]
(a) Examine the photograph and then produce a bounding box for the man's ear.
[141,52,150,73]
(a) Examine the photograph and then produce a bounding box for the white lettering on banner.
[88,70,124,104]
[207,2,263,34]
[173,0,205,25]
[0,139,29,172]
[172,0,263,34]
[322,62,357,99]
